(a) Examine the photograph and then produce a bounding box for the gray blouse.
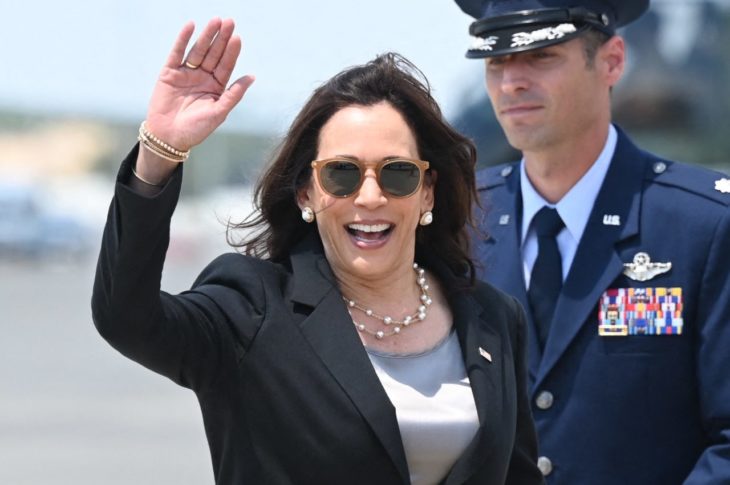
[367,330,480,485]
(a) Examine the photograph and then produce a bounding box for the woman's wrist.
[138,121,190,162]
[133,143,180,187]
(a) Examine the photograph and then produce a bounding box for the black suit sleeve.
[91,147,261,392]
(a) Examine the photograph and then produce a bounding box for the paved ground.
[0,251,220,484]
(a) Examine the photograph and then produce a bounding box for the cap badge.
[623,252,671,282]
[715,178,730,194]
[511,23,577,48]
[470,35,499,52]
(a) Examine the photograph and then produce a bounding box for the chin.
[347,254,398,277]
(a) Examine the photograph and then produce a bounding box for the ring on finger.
[184,60,200,69]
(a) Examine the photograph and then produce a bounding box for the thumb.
[218,74,255,113]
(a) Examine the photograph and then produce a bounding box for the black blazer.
[91,150,543,485]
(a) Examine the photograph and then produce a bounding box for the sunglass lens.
[320,160,361,197]
[381,161,421,197]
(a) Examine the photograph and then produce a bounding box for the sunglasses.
[310,157,430,198]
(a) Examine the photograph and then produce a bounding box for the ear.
[422,169,437,212]
[296,178,314,211]
[600,36,626,88]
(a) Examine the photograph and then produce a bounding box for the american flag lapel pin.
[479,347,492,363]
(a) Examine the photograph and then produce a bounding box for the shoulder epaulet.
[476,162,520,190]
[646,156,730,207]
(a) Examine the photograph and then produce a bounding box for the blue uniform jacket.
[473,127,730,484]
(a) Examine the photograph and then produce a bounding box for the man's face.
[484,37,615,154]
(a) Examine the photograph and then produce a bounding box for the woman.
[91,18,542,485]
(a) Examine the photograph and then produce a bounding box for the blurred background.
[1,1,728,483]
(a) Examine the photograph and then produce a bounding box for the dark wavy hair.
[228,52,478,285]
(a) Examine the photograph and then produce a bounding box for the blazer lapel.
[535,131,645,386]
[442,291,504,484]
[289,238,410,484]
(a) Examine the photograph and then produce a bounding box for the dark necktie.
[527,207,565,350]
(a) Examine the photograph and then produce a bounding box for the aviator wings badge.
[623,252,672,282]
[715,178,730,194]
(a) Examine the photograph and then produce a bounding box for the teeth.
[348,223,391,233]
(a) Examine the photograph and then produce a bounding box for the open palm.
[145,18,254,151]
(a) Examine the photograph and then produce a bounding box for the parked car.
[0,183,91,261]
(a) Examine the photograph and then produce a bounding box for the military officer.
[453,0,730,483]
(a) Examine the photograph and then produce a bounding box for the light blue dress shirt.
[521,125,618,287]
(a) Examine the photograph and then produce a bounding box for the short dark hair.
[581,28,612,67]
[229,52,479,285]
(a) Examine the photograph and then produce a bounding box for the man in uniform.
[453,0,730,483]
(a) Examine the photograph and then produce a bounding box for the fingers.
[213,34,242,87]
[200,18,235,73]
[183,17,223,69]
[165,21,195,68]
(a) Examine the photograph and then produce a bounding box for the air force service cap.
[456,0,649,58]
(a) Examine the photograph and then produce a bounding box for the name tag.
[598,287,684,336]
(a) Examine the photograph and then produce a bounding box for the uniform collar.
[520,124,617,245]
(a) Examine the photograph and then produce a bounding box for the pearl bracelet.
[137,121,190,163]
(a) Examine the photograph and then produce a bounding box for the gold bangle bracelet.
[138,121,190,161]
[131,165,164,187]
[139,121,188,156]
[138,137,188,163]
[138,131,188,162]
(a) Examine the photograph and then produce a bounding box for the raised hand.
[146,17,254,151]
[134,18,254,186]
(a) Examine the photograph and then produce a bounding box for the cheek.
[315,195,339,217]
[306,181,335,212]
[311,198,347,237]
[485,75,499,100]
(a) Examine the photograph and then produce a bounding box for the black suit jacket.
[91,148,543,485]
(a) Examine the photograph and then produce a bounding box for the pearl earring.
[419,211,433,226]
[301,207,315,223]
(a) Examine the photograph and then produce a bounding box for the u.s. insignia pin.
[623,252,671,282]
[478,347,492,363]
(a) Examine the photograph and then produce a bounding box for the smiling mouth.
[347,223,393,242]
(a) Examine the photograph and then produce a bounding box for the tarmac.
[1,251,219,484]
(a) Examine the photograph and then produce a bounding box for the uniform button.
[500,165,513,177]
[653,161,667,174]
[535,391,554,410]
[537,456,553,476]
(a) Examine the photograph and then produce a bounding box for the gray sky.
[0,0,479,134]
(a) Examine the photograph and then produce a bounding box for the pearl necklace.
[343,263,432,340]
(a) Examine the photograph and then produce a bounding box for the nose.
[491,59,530,95]
[353,169,387,209]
